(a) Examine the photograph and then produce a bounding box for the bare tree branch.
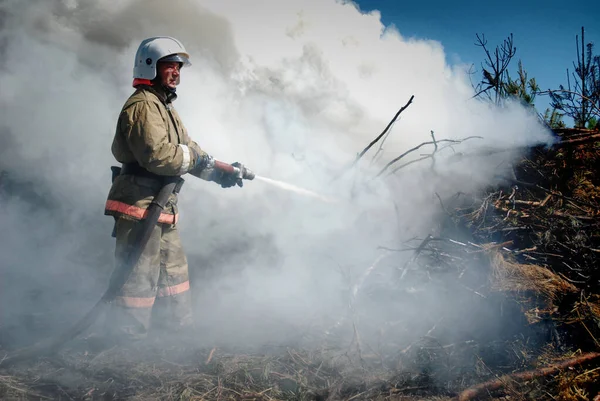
[430,130,438,170]
[331,95,415,182]
[375,136,483,178]
[473,33,517,105]
[539,89,600,117]
[353,95,415,165]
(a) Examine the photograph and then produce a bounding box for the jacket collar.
[133,81,178,105]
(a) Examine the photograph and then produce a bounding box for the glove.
[218,162,244,188]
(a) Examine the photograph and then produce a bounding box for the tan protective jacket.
[105,85,207,224]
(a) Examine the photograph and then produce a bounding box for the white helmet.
[133,36,191,80]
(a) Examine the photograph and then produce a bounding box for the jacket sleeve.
[123,101,191,176]
[181,125,209,161]
[179,121,218,181]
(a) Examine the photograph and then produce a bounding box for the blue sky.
[354,0,600,116]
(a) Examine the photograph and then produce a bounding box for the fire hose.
[2,160,254,365]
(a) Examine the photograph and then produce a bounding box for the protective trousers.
[107,217,192,341]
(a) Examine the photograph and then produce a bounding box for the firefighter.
[104,36,245,341]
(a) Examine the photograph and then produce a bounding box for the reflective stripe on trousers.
[106,217,192,339]
[115,280,190,308]
[105,200,178,224]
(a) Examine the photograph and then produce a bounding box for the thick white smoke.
[0,0,553,348]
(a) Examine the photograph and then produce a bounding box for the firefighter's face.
[157,62,181,89]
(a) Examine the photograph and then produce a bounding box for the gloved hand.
[218,162,244,188]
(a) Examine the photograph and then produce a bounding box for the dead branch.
[398,235,434,280]
[386,155,431,175]
[376,136,482,177]
[457,352,600,401]
[354,95,414,166]
[551,210,596,220]
[556,132,600,146]
[376,246,416,252]
[430,130,438,170]
[206,347,217,365]
[494,202,597,221]
[496,176,598,210]
[370,130,393,166]
[412,236,475,248]
[435,192,452,216]
[552,127,599,136]
[498,199,544,206]
[330,95,414,182]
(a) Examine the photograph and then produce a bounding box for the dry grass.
[0,343,464,401]
[489,251,578,300]
[557,366,600,401]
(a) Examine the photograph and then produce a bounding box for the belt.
[120,162,164,181]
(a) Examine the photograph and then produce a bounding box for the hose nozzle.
[214,160,255,181]
[242,167,255,180]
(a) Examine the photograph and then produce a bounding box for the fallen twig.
[495,176,598,210]
[398,235,434,279]
[457,352,600,401]
[206,347,217,365]
[556,132,600,146]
